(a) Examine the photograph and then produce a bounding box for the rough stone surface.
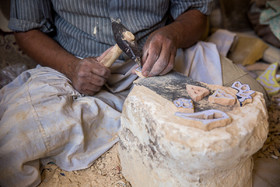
[119,73,269,187]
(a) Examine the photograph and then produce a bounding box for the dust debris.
[39,145,131,187]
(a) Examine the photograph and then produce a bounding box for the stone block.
[119,72,268,187]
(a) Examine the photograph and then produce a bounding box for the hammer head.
[111,19,142,66]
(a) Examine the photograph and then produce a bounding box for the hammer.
[99,20,142,67]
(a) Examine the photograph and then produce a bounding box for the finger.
[149,45,170,76]
[76,69,107,87]
[96,46,114,62]
[149,37,176,76]
[87,83,102,93]
[87,73,107,87]
[84,60,110,79]
[82,81,102,93]
[91,65,111,79]
[141,43,162,77]
[81,86,101,96]
[142,43,149,64]
[80,88,95,96]
[74,80,101,95]
[159,51,175,75]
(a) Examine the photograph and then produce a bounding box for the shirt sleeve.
[170,0,213,19]
[8,0,54,33]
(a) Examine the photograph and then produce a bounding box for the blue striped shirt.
[9,0,213,58]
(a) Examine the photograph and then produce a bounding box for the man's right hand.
[14,30,113,96]
[71,57,111,96]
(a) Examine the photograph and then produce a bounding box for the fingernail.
[142,71,149,77]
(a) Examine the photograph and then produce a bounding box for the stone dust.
[39,145,131,187]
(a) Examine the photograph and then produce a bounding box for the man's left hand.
[141,28,177,77]
[140,10,206,77]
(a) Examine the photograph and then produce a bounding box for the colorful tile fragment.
[257,62,280,95]
[173,98,194,113]
[231,81,255,106]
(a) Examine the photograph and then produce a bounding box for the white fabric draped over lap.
[0,62,136,187]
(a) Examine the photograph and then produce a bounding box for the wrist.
[150,25,180,48]
[61,57,80,81]
[162,24,181,48]
[165,10,207,48]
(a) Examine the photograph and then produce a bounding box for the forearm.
[14,29,79,80]
[163,9,207,48]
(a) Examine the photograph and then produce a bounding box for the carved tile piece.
[208,89,236,106]
[231,81,255,106]
[175,109,231,131]
[231,81,250,92]
[186,85,210,102]
[173,98,194,113]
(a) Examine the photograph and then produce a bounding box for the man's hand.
[15,30,113,96]
[71,57,110,95]
[141,10,207,77]
[141,28,177,77]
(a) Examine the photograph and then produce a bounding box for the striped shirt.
[9,0,213,59]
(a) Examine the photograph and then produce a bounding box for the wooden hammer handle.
[99,44,123,67]
[99,31,135,67]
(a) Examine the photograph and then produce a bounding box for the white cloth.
[0,61,136,187]
[0,42,222,187]
[174,41,223,85]
[207,29,237,57]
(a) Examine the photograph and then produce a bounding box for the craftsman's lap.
[0,66,130,187]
